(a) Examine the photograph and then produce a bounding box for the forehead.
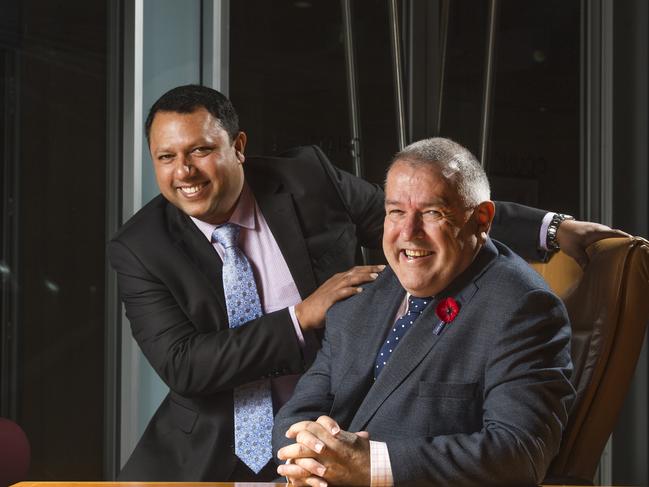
[385,160,460,204]
[150,108,227,143]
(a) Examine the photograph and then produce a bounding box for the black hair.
[144,84,239,143]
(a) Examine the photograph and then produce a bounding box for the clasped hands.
[277,415,371,487]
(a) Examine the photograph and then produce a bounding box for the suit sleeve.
[108,238,309,397]
[313,146,385,250]
[490,201,549,261]
[272,322,336,460]
[387,290,575,486]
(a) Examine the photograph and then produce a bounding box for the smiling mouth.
[402,249,433,260]
[177,183,207,196]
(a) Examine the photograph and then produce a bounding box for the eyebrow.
[385,198,448,207]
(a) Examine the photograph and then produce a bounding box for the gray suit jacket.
[273,239,575,486]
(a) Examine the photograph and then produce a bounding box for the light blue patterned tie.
[212,223,273,474]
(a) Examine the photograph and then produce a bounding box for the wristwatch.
[546,213,575,251]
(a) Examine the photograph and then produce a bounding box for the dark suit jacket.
[108,145,549,481]
[273,239,575,486]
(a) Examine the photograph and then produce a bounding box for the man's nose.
[400,214,423,240]
[174,154,193,177]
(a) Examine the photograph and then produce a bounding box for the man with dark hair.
[108,85,622,481]
[144,84,240,142]
[273,138,575,486]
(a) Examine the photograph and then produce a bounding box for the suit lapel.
[246,169,318,299]
[166,203,226,310]
[348,298,444,432]
[349,240,499,431]
[331,272,405,428]
[346,273,405,381]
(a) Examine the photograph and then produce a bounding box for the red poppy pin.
[433,297,460,335]
[436,297,460,323]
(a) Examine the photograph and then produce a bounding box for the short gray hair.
[387,137,490,207]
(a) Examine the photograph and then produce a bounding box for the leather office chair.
[528,236,649,485]
[0,417,30,487]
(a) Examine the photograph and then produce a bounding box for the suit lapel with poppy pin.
[349,239,500,432]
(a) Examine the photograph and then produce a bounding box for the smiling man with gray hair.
[391,137,491,208]
[273,137,576,486]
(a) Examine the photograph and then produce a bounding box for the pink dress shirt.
[191,182,305,408]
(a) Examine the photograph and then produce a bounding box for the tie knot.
[407,296,432,315]
[211,223,241,248]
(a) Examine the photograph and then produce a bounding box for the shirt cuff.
[288,305,306,347]
[539,212,555,251]
[370,440,394,487]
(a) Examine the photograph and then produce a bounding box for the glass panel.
[229,0,400,184]
[488,0,581,215]
[0,0,107,479]
[229,0,354,173]
[120,2,203,455]
[438,0,489,156]
[438,0,581,216]
[142,0,202,203]
[350,0,400,185]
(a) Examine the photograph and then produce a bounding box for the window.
[0,0,107,479]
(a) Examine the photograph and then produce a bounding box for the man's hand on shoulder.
[557,219,629,268]
[277,416,371,486]
[295,265,385,331]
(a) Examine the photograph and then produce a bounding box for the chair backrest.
[529,236,649,484]
[0,417,30,487]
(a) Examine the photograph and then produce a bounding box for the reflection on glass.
[0,0,106,479]
[438,0,580,216]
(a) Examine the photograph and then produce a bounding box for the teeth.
[404,249,432,257]
[179,185,203,194]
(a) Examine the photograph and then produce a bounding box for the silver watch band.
[546,213,575,251]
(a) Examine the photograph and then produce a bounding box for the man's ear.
[474,200,495,242]
[234,131,247,162]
